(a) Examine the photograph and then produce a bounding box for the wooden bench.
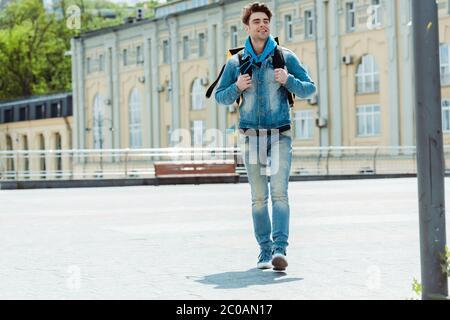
[154,161,240,185]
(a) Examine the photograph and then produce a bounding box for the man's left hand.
[274,67,288,85]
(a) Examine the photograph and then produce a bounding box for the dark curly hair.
[242,2,273,25]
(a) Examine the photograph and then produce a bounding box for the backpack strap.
[205,64,226,98]
[205,47,245,99]
[272,46,295,108]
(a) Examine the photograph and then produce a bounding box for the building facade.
[4,0,450,173]
[0,93,73,179]
[70,0,450,153]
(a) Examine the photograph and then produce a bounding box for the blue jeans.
[241,129,293,252]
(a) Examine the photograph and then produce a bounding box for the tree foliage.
[0,0,161,100]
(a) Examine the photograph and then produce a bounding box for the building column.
[217,5,227,144]
[142,28,153,148]
[328,1,342,147]
[111,32,121,151]
[386,0,400,148]
[76,38,86,151]
[314,0,329,147]
[102,39,113,151]
[70,38,79,152]
[150,27,161,148]
[400,0,415,147]
[168,16,181,133]
[272,0,280,36]
[207,15,219,133]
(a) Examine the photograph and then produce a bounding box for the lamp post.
[412,0,448,300]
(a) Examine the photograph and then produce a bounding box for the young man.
[215,2,316,271]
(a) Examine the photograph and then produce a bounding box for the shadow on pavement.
[192,268,303,289]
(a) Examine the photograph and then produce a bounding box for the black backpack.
[205,38,295,108]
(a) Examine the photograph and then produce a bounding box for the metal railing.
[0,145,447,181]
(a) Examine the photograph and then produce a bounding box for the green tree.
[0,0,71,99]
[0,0,162,100]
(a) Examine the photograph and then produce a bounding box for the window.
[19,106,28,121]
[442,99,450,132]
[136,46,144,64]
[50,102,61,118]
[4,109,13,123]
[191,78,206,110]
[191,120,206,146]
[346,2,356,32]
[198,33,205,57]
[357,105,381,137]
[128,88,142,148]
[54,133,62,177]
[99,54,104,71]
[183,36,190,60]
[371,0,382,28]
[93,94,104,149]
[36,104,45,119]
[294,110,313,140]
[356,55,380,93]
[285,15,293,41]
[38,134,45,177]
[163,40,170,64]
[305,10,314,39]
[123,49,128,66]
[231,26,238,48]
[87,57,91,73]
[440,44,450,85]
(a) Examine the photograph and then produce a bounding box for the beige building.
[0,93,73,179]
[68,0,450,154]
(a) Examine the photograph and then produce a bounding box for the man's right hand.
[236,74,252,92]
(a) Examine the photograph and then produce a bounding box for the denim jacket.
[215,47,317,129]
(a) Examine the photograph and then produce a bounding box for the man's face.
[245,12,271,41]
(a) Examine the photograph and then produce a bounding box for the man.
[215,2,316,271]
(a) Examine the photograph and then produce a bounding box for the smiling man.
[215,2,316,272]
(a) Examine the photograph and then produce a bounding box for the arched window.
[22,135,29,177]
[191,78,205,110]
[440,44,450,85]
[38,134,46,179]
[6,135,14,174]
[129,88,142,148]
[54,133,62,177]
[356,55,379,94]
[92,94,104,149]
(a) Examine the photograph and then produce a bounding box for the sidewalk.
[0,177,449,299]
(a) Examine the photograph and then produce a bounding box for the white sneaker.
[257,249,273,269]
[257,261,273,269]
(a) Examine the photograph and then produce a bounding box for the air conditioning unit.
[315,116,327,128]
[157,85,165,92]
[307,94,318,105]
[138,76,145,83]
[200,77,209,86]
[342,54,353,65]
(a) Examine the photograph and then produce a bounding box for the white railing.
[0,146,446,181]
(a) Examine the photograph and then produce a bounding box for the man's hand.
[274,67,289,85]
[236,74,252,92]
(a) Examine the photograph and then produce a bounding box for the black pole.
[412,0,448,300]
